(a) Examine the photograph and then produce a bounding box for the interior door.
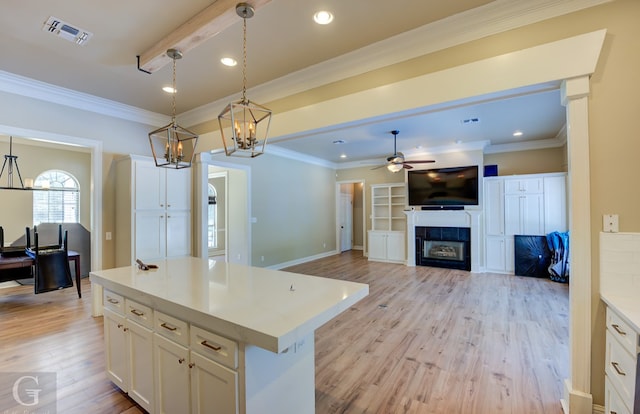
[340,192,353,252]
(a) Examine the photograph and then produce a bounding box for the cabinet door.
[485,236,506,272]
[135,162,165,210]
[104,308,129,392]
[166,211,191,258]
[484,179,504,236]
[155,334,191,414]
[127,320,154,413]
[504,194,544,236]
[543,175,567,233]
[386,232,406,262]
[520,194,544,235]
[135,211,166,261]
[190,351,238,414]
[368,232,387,260]
[166,168,191,211]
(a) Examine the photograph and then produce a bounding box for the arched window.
[33,170,80,225]
[208,183,217,249]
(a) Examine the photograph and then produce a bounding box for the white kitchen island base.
[91,257,368,414]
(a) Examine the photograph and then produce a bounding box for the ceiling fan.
[372,130,435,172]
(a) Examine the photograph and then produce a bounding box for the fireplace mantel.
[404,209,482,272]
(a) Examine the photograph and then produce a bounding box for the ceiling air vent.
[43,16,93,45]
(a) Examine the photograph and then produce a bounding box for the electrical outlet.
[105,231,112,240]
[603,214,619,233]
[261,256,264,262]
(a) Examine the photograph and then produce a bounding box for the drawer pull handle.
[189,363,195,368]
[201,340,222,352]
[117,323,123,329]
[107,298,120,304]
[612,324,627,336]
[160,322,177,331]
[611,361,626,376]
[130,309,144,317]
[178,358,185,364]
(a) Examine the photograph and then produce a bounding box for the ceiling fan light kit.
[373,130,435,173]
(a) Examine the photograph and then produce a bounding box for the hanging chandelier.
[149,49,199,169]
[217,3,272,158]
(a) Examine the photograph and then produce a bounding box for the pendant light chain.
[241,14,248,104]
[171,55,177,125]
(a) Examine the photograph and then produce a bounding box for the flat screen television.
[407,165,479,206]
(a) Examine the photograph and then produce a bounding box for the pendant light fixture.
[217,3,272,158]
[149,48,199,169]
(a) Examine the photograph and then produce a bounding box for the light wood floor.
[0,251,568,413]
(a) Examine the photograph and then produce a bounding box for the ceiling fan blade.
[402,163,414,169]
[406,160,436,164]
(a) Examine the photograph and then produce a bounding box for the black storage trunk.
[514,235,551,278]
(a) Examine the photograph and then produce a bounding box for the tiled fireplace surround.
[405,210,482,273]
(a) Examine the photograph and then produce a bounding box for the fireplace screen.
[423,240,465,262]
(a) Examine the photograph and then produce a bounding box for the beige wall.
[484,146,567,176]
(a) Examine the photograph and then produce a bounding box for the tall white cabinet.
[368,184,406,263]
[115,155,192,267]
[484,172,567,273]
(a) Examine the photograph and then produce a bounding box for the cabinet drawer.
[607,307,638,356]
[154,311,189,347]
[190,325,238,370]
[605,331,636,406]
[605,375,632,414]
[125,298,153,329]
[103,289,125,315]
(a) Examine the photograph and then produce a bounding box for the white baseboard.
[266,250,339,270]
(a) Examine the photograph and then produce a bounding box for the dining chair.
[30,229,74,294]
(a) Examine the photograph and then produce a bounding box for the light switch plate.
[603,214,619,232]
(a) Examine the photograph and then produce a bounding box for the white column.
[561,76,593,413]
[405,210,416,266]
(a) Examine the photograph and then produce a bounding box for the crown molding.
[180,0,612,126]
[0,70,169,126]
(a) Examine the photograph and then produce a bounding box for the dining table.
[0,250,82,298]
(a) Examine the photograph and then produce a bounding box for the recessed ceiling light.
[162,86,176,94]
[513,130,524,136]
[340,154,347,159]
[221,57,237,67]
[314,11,334,25]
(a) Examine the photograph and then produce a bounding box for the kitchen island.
[90,257,368,414]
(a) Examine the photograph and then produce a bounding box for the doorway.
[336,180,365,253]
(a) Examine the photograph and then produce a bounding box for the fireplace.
[415,226,471,271]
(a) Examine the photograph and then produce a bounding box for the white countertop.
[601,292,640,333]
[90,257,369,353]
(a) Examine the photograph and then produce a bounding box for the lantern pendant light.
[217,3,272,158]
[148,48,199,169]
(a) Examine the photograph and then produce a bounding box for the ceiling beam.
[138,0,272,74]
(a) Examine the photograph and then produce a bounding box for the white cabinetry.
[115,155,192,267]
[103,290,239,414]
[484,173,566,273]
[368,184,406,263]
[102,290,155,413]
[604,306,638,414]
